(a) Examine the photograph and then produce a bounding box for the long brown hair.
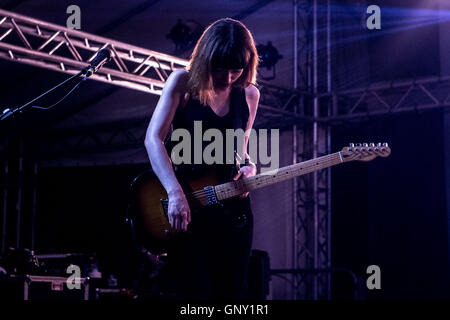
[186,18,259,106]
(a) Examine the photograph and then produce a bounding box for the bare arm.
[233,84,260,197]
[144,69,190,231]
[243,84,260,161]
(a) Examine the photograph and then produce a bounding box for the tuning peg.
[363,143,368,148]
[369,143,375,147]
[355,143,361,147]
[377,143,382,147]
[349,143,355,148]
[383,142,388,147]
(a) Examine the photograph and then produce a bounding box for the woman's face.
[211,68,244,90]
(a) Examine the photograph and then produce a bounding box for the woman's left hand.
[233,163,257,198]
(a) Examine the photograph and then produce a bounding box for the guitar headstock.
[340,143,391,162]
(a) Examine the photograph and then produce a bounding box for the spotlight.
[167,19,204,56]
[257,41,283,80]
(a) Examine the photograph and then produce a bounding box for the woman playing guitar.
[144,18,260,300]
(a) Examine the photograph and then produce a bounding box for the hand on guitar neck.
[233,162,257,198]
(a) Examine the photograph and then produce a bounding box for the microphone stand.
[0,67,89,122]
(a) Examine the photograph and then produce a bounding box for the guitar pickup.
[204,186,218,206]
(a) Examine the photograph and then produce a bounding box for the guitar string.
[240,155,341,193]
[184,154,342,202]
[183,150,383,201]
[190,154,341,201]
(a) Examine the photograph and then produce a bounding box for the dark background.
[332,110,449,299]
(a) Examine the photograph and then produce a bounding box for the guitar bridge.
[160,187,218,213]
[204,186,218,206]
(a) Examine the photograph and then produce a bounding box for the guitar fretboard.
[214,152,343,200]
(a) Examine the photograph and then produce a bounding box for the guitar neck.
[214,152,344,200]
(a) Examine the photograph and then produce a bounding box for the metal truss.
[0,9,188,95]
[257,72,450,127]
[0,8,310,129]
[292,0,331,300]
[34,118,148,165]
[1,136,38,254]
[288,0,450,301]
[255,82,306,128]
[2,8,449,128]
[293,124,331,300]
[321,75,450,123]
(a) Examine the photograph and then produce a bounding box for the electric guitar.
[127,143,391,253]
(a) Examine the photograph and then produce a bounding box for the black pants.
[167,197,253,300]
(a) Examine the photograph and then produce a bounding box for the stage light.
[257,41,283,80]
[166,19,204,55]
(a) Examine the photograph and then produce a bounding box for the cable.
[31,78,84,110]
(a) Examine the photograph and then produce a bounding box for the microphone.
[1,48,113,121]
[83,48,112,79]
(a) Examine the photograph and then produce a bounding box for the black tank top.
[167,86,250,183]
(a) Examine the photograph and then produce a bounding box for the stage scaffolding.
[1,6,450,299]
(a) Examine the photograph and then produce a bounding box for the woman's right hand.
[167,190,191,232]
